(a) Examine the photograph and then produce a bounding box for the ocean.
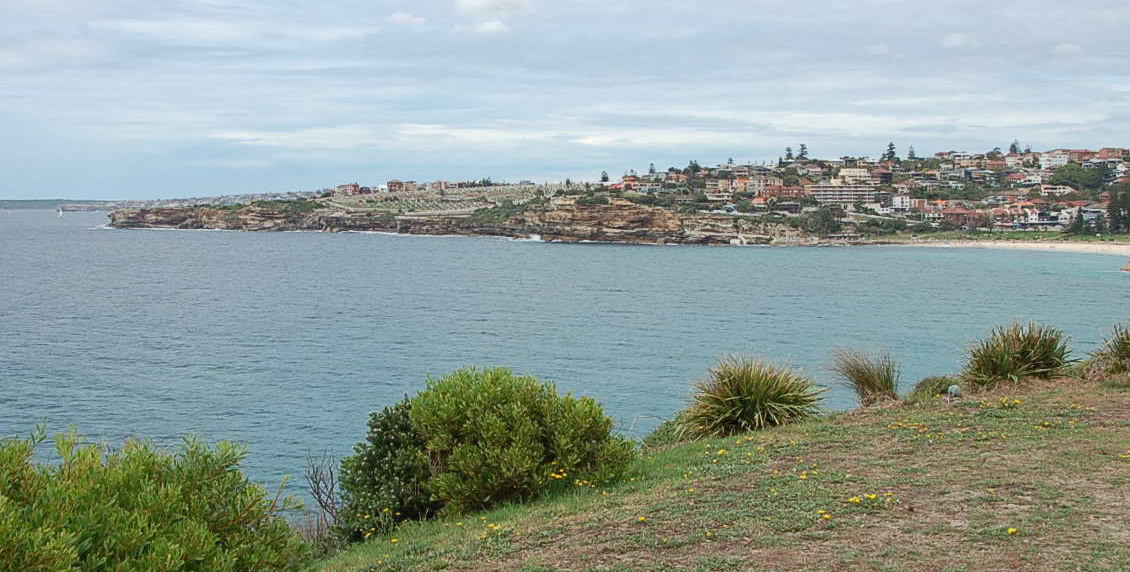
[3,209,1128,495]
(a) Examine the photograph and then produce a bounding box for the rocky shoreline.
[108,199,848,246]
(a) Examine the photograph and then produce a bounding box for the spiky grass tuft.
[831,350,900,407]
[1092,323,1130,375]
[963,322,1071,388]
[676,356,824,440]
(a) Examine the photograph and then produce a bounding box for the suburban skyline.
[2,0,1128,200]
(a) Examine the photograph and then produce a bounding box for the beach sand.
[903,239,1130,258]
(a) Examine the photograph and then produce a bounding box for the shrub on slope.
[0,427,311,572]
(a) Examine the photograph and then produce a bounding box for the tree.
[1108,185,1130,233]
[883,142,897,162]
[785,147,794,161]
[798,144,809,160]
[600,171,610,182]
[1095,213,1107,234]
[648,163,656,175]
[802,206,843,235]
[1066,208,1086,234]
[1050,163,1107,192]
[907,145,917,160]
[1009,139,1020,154]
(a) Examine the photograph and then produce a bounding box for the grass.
[962,322,1072,388]
[1092,323,1130,375]
[831,350,900,407]
[319,377,1130,571]
[676,356,824,440]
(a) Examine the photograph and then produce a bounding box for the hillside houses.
[598,144,1127,230]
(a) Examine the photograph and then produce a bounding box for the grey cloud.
[0,0,1127,198]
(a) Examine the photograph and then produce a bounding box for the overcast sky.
[2,0,1128,199]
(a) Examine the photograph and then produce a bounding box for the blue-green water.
[3,209,1128,492]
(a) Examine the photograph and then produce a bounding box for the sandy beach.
[903,239,1130,258]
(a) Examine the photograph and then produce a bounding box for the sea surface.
[3,209,1128,495]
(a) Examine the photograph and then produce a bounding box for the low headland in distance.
[99,144,1130,258]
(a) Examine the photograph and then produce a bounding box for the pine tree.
[600,171,610,182]
[785,147,794,161]
[884,142,897,162]
[648,163,656,175]
[1067,208,1086,234]
[798,144,808,160]
[1009,139,1020,154]
[907,145,917,160]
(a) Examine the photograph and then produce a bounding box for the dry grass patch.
[321,379,1130,572]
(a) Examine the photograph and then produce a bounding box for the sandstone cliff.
[109,199,825,246]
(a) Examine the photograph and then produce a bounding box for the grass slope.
[322,378,1130,571]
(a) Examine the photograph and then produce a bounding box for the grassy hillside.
[322,377,1130,571]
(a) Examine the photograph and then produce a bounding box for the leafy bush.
[338,399,436,542]
[962,322,1072,387]
[831,350,900,406]
[410,367,634,514]
[0,426,311,571]
[905,376,960,403]
[1092,323,1130,374]
[677,356,824,440]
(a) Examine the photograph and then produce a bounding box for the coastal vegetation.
[335,367,632,546]
[831,349,901,406]
[321,321,1129,570]
[0,429,312,571]
[961,322,1072,388]
[674,356,825,440]
[7,321,1130,571]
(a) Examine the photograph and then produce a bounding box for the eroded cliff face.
[109,200,818,245]
[519,199,812,245]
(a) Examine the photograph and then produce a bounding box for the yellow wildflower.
[1007,528,1018,535]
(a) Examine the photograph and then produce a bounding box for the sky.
[1,0,1128,200]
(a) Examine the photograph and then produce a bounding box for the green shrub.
[962,322,1072,387]
[906,376,960,403]
[338,399,436,542]
[1092,323,1130,374]
[0,426,312,571]
[409,367,634,514]
[676,356,824,440]
[831,350,900,407]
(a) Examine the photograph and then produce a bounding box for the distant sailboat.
[57,208,63,218]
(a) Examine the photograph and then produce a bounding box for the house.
[665,170,688,183]
[1098,147,1129,160]
[942,207,977,227]
[705,178,732,193]
[1067,149,1097,163]
[871,169,893,184]
[837,167,871,184]
[762,185,807,200]
[1040,150,1070,169]
[1041,184,1077,197]
[336,183,362,195]
[805,183,884,206]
